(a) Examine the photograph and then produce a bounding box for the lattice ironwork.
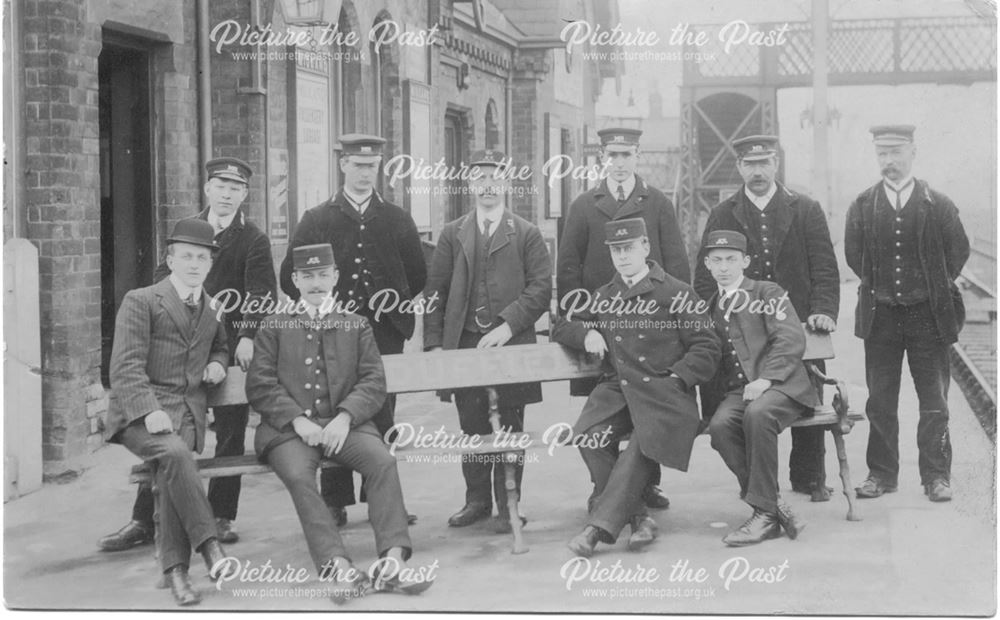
[900,17,998,73]
[684,16,997,85]
[829,20,894,74]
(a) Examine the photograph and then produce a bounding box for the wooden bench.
[129,330,864,553]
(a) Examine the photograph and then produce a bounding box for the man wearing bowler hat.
[280,134,426,526]
[552,218,719,557]
[248,243,432,603]
[694,135,840,502]
[846,125,969,502]
[423,149,552,532]
[701,229,812,546]
[102,219,230,605]
[98,157,276,551]
[557,127,690,511]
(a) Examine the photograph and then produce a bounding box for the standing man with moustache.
[98,157,275,551]
[280,134,426,525]
[557,127,690,511]
[694,135,840,502]
[423,149,552,532]
[846,125,969,503]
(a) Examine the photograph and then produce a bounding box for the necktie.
[888,180,913,211]
[481,218,493,240]
[616,184,626,202]
[184,292,199,315]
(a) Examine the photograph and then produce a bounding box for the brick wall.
[21,0,201,476]
[22,0,103,474]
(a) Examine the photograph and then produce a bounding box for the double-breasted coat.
[154,208,276,353]
[693,183,840,324]
[702,277,819,410]
[844,179,969,344]
[558,176,690,300]
[246,310,388,460]
[551,261,721,471]
[104,278,230,453]
[423,209,552,406]
[279,191,427,341]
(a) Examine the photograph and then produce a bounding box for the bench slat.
[206,344,603,408]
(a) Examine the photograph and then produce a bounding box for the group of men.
[99,120,968,606]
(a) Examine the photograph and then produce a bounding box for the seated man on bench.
[701,230,814,546]
[246,243,432,603]
[552,218,720,557]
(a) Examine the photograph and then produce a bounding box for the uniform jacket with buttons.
[558,176,691,301]
[104,278,230,453]
[154,209,276,353]
[423,209,552,406]
[551,261,721,471]
[246,309,387,460]
[693,183,840,323]
[279,191,427,340]
[844,179,969,344]
[701,277,818,417]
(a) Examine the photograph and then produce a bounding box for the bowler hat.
[167,219,219,250]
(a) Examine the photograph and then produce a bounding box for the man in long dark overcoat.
[557,127,689,510]
[553,218,720,557]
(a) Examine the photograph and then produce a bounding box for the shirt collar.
[719,275,745,298]
[207,209,237,233]
[744,182,777,211]
[476,207,504,234]
[623,263,650,288]
[343,188,374,213]
[300,298,330,321]
[168,273,202,302]
[612,174,636,199]
[882,176,915,205]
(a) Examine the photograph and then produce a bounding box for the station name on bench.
[387,422,613,457]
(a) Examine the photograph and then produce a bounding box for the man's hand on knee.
[321,412,353,457]
[144,410,173,434]
[292,415,324,447]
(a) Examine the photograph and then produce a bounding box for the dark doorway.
[99,40,155,385]
[444,110,468,222]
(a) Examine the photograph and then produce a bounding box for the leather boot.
[567,525,603,557]
[776,499,806,540]
[722,508,782,547]
[199,538,228,580]
[164,565,201,606]
[97,520,154,552]
[627,515,658,551]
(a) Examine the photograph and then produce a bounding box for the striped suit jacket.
[104,277,229,453]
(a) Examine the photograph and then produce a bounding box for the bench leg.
[831,429,862,522]
[486,388,529,554]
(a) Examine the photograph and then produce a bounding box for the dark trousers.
[267,428,411,571]
[120,422,216,572]
[789,359,827,489]
[452,329,525,511]
[864,302,952,485]
[578,409,658,541]
[570,376,663,491]
[709,390,807,513]
[131,404,249,524]
[321,319,404,508]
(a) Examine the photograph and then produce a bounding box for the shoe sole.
[98,537,154,552]
[723,529,782,547]
[780,519,806,540]
[855,487,897,499]
[447,513,490,527]
[567,541,595,558]
[627,536,655,552]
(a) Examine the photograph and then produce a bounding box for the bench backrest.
[206,327,833,408]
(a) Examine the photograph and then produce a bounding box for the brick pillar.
[210,0,267,227]
[510,49,551,223]
[21,0,102,475]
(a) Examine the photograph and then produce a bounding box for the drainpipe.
[197,0,212,179]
